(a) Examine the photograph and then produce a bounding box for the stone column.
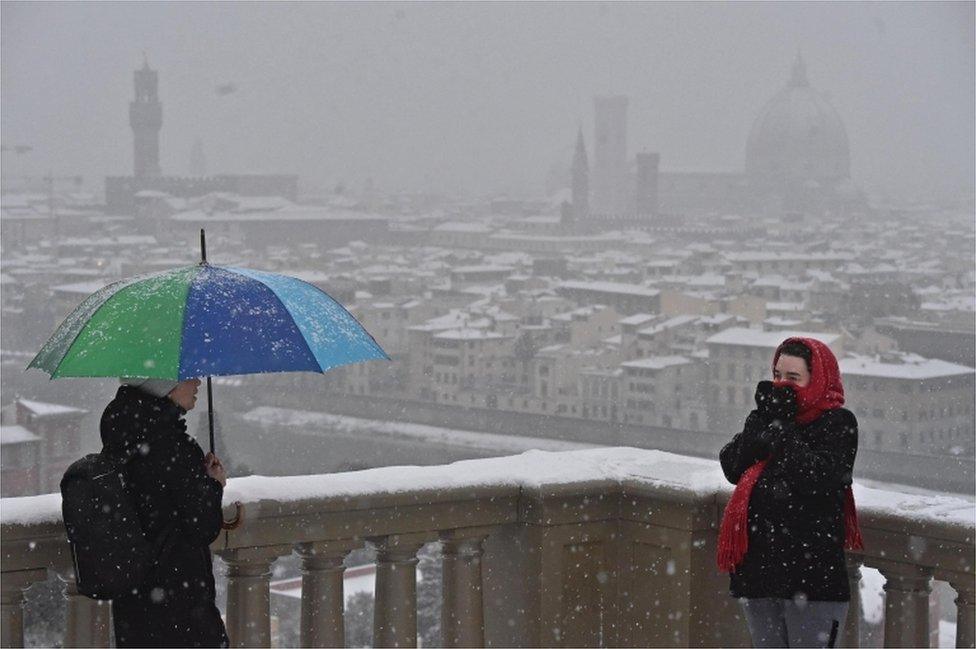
[368,533,429,648]
[877,561,932,648]
[844,556,862,649]
[949,576,976,649]
[439,529,489,648]
[57,572,111,648]
[216,545,292,648]
[295,539,361,648]
[0,568,47,649]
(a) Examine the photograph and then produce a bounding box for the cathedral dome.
[745,54,850,187]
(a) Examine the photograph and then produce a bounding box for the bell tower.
[130,54,162,177]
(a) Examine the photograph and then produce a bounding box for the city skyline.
[2,2,973,202]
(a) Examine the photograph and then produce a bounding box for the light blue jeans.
[740,597,849,648]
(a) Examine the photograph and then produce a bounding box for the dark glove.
[753,421,785,456]
[754,380,798,423]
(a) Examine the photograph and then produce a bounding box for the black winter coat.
[719,406,858,602]
[101,386,228,648]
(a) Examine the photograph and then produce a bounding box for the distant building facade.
[0,425,40,497]
[0,399,87,495]
[841,354,975,458]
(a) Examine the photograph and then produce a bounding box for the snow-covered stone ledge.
[2,447,974,648]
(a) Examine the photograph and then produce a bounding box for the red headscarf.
[717,337,863,573]
[772,337,846,425]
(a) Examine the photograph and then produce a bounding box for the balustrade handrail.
[2,447,973,648]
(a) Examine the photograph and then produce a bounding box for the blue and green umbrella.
[29,255,389,453]
[29,264,388,380]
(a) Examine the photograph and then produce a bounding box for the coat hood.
[100,385,187,461]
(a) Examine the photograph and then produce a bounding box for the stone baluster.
[844,556,863,648]
[0,568,47,648]
[948,576,975,649]
[876,561,932,648]
[295,539,362,648]
[367,533,429,648]
[216,545,292,648]
[57,571,111,648]
[439,528,490,648]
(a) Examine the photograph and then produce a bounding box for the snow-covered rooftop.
[840,354,975,380]
[724,252,852,262]
[50,280,112,295]
[558,280,660,298]
[432,222,494,233]
[706,327,840,348]
[0,425,40,445]
[433,328,508,341]
[451,265,514,274]
[17,399,87,416]
[637,315,698,336]
[621,356,692,370]
[619,313,657,326]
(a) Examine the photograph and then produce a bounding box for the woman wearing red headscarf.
[718,337,862,648]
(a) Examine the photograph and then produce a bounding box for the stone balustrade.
[1,447,973,648]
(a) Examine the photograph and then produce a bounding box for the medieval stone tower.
[130,55,162,177]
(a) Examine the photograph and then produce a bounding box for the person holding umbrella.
[101,376,229,647]
[30,233,389,645]
[718,337,863,648]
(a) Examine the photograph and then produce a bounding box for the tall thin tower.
[592,95,628,215]
[571,127,589,220]
[130,55,162,177]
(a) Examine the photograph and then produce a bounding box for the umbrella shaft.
[207,376,215,455]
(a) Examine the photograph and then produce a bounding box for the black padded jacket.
[100,385,228,648]
[719,406,858,602]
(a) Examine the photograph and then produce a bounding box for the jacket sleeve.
[163,434,225,545]
[719,410,768,484]
[774,409,858,495]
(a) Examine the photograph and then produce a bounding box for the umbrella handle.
[222,501,244,530]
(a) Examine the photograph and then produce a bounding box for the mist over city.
[1,2,973,648]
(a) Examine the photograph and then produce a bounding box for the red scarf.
[717,337,863,573]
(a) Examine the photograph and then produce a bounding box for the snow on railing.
[2,447,974,648]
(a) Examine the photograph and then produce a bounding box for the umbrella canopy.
[28,264,389,380]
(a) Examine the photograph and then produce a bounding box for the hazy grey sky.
[2,2,973,201]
